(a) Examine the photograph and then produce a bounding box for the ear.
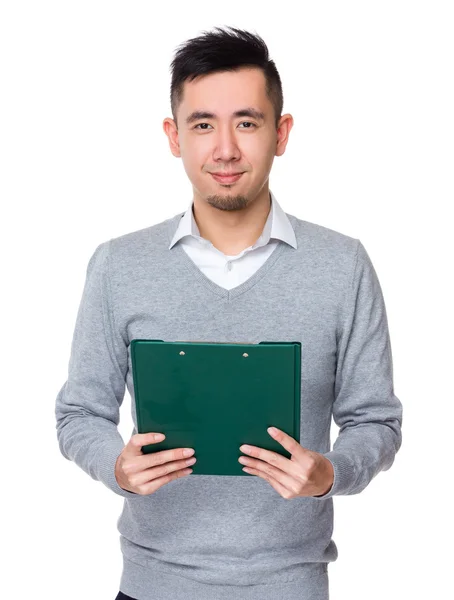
[275,113,294,157]
[163,117,181,158]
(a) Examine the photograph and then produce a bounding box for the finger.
[267,427,309,461]
[129,432,166,454]
[240,443,302,480]
[137,465,194,496]
[242,458,302,497]
[143,446,195,469]
[243,466,295,499]
[135,455,196,488]
[126,445,195,476]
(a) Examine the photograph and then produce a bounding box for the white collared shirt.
[168,190,297,290]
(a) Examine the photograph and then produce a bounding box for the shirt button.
[226,261,232,271]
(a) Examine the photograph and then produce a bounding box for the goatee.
[206,194,249,212]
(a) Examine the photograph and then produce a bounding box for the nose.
[212,124,241,162]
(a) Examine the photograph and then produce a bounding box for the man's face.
[164,67,292,212]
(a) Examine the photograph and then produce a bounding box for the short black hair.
[169,26,284,130]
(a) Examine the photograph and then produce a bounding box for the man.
[55,26,403,600]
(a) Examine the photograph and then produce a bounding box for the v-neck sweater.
[55,210,403,600]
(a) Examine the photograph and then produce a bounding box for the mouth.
[210,172,244,184]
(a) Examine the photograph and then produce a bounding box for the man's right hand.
[115,432,196,495]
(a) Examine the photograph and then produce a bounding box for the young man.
[55,26,403,600]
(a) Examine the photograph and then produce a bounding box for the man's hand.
[238,427,334,499]
[115,432,196,495]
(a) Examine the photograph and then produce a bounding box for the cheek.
[180,145,202,172]
[181,138,210,165]
[241,134,275,161]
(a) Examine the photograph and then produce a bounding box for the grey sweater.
[55,211,403,600]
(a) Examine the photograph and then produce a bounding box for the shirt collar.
[168,190,297,250]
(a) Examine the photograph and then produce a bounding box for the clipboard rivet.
[243,352,249,357]
[179,351,185,355]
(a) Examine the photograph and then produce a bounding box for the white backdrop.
[1,1,452,599]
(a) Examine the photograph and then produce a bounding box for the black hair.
[169,26,284,130]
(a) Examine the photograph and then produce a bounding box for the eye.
[194,123,213,130]
[193,122,257,130]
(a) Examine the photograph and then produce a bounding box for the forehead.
[179,67,270,115]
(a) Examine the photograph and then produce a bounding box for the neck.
[192,186,272,256]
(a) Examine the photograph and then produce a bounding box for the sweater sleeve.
[313,239,403,499]
[55,241,139,499]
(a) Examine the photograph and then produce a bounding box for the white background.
[1,1,452,599]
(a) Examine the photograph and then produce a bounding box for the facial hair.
[205,193,249,212]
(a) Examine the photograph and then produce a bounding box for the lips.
[210,172,244,183]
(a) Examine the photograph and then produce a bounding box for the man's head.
[163,26,293,212]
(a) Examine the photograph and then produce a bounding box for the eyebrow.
[185,107,266,125]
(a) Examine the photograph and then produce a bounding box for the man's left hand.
[239,427,334,499]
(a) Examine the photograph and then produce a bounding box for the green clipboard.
[130,339,302,476]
